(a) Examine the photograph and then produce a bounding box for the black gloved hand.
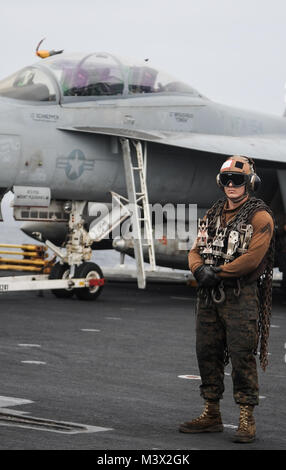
[193,265,221,287]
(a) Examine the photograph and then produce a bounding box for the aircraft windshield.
[0,67,57,101]
[42,53,202,99]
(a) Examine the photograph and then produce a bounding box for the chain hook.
[211,281,226,304]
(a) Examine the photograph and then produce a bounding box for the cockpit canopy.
[0,52,204,102]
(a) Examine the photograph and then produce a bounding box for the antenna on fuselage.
[35,38,63,59]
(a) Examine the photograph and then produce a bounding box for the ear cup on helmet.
[249,174,261,192]
[216,173,222,188]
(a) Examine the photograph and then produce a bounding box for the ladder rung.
[136,198,145,205]
[132,166,143,170]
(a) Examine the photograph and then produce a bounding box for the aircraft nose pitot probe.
[36,38,63,59]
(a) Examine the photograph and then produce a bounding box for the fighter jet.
[0,50,285,298]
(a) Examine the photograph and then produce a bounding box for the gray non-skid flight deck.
[0,281,285,450]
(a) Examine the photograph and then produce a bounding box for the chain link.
[205,196,275,370]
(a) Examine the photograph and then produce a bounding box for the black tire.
[49,262,74,298]
[74,262,104,301]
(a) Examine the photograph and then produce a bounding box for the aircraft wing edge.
[57,126,163,142]
[57,126,286,164]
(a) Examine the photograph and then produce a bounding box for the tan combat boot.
[179,400,223,433]
[233,405,256,443]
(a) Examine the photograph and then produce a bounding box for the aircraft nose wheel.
[75,262,104,301]
[49,262,74,298]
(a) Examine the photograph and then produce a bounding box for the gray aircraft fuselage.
[0,51,285,210]
[0,92,285,208]
[0,52,286,274]
[0,50,286,212]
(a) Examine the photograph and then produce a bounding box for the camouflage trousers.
[196,282,259,406]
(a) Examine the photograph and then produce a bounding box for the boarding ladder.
[120,139,156,288]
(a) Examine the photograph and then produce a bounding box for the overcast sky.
[1,0,286,116]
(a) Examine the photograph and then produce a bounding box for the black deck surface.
[0,279,285,451]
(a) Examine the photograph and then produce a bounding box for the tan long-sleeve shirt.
[188,200,274,278]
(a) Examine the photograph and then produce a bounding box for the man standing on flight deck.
[179,155,275,443]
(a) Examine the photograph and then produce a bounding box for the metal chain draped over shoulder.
[205,196,275,371]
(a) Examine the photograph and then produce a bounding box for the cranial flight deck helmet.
[216,155,261,193]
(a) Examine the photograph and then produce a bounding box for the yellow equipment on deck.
[0,244,55,273]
